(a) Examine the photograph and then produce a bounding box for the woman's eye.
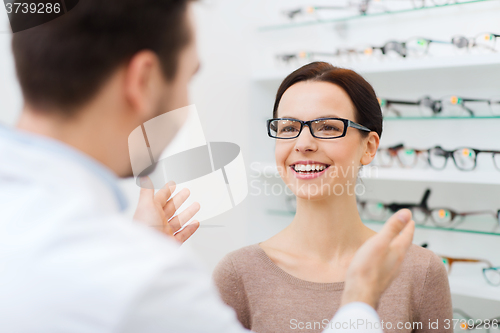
[279,126,298,133]
[318,125,340,131]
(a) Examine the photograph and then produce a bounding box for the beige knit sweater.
[213,244,453,333]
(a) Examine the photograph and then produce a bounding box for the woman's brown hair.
[273,62,383,138]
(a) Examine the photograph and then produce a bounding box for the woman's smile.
[289,160,331,179]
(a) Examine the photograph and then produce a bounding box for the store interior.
[1,0,500,330]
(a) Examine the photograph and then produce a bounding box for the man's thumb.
[138,176,155,199]
[380,209,412,240]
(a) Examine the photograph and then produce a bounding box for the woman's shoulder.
[397,244,448,287]
[402,244,444,271]
[213,243,267,279]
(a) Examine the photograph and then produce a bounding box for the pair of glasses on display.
[267,117,372,139]
[411,206,500,229]
[276,32,500,65]
[428,146,500,172]
[283,0,477,20]
[387,32,500,57]
[422,244,499,286]
[375,143,428,168]
[360,189,500,230]
[378,95,500,117]
[357,189,431,221]
[284,1,373,19]
[375,143,500,172]
[441,255,492,274]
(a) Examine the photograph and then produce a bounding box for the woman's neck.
[279,193,375,262]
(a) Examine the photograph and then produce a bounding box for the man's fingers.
[174,221,200,243]
[168,202,201,231]
[164,188,191,218]
[155,181,176,206]
[378,209,412,242]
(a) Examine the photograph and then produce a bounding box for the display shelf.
[448,275,500,301]
[252,53,500,82]
[258,0,495,31]
[267,209,500,236]
[252,163,500,185]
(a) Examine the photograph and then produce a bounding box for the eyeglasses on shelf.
[357,189,431,221]
[276,32,500,66]
[378,95,500,117]
[428,146,500,171]
[411,206,500,229]
[374,144,500,172]
[440,255,492,274]
[483,267,500,286]
[375,143,429,168]
[451,32,500,53]
[266,117,372,139]
[282,0,478,20]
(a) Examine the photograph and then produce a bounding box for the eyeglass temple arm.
[428,39,452,45]
[419,189,431,209]
[385,99,419,106]
[455,258,493,267]
[459,210,500,222]
[388,143,404,150]
[348,121,371,132]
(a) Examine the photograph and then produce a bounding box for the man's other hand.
[133,177,200,243]
[341,209,415,309]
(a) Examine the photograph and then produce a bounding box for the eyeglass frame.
[428,145,500,171]
[483,267,500,286]
[379,95,500,117]
[440,255,492,275]
[376,143,428,168]
[267,117,372,139]
[451,32,500,51]
[411,206,500,228]
[357,189,431,221]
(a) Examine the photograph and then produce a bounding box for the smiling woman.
[213,62,453,333]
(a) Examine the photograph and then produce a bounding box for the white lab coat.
[0,125,382,333]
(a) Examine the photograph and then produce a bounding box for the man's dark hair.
[12,0,191,116]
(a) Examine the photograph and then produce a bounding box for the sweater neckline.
[253,243,345,291]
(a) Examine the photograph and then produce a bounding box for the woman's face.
[275,80,378,201]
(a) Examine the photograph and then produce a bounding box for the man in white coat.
[0,0,415,332]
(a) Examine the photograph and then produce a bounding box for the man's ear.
[123,50,165,120]
[361,132,380,166]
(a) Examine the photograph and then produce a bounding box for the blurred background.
[2,0,500,330]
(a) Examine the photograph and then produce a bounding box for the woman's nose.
[294,125,318,153]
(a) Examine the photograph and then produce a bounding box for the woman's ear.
[360,132,380,166]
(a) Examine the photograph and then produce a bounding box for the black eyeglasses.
[267,117,372,139]
[428,146,500,171]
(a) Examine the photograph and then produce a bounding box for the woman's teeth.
[292,164,328,173]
